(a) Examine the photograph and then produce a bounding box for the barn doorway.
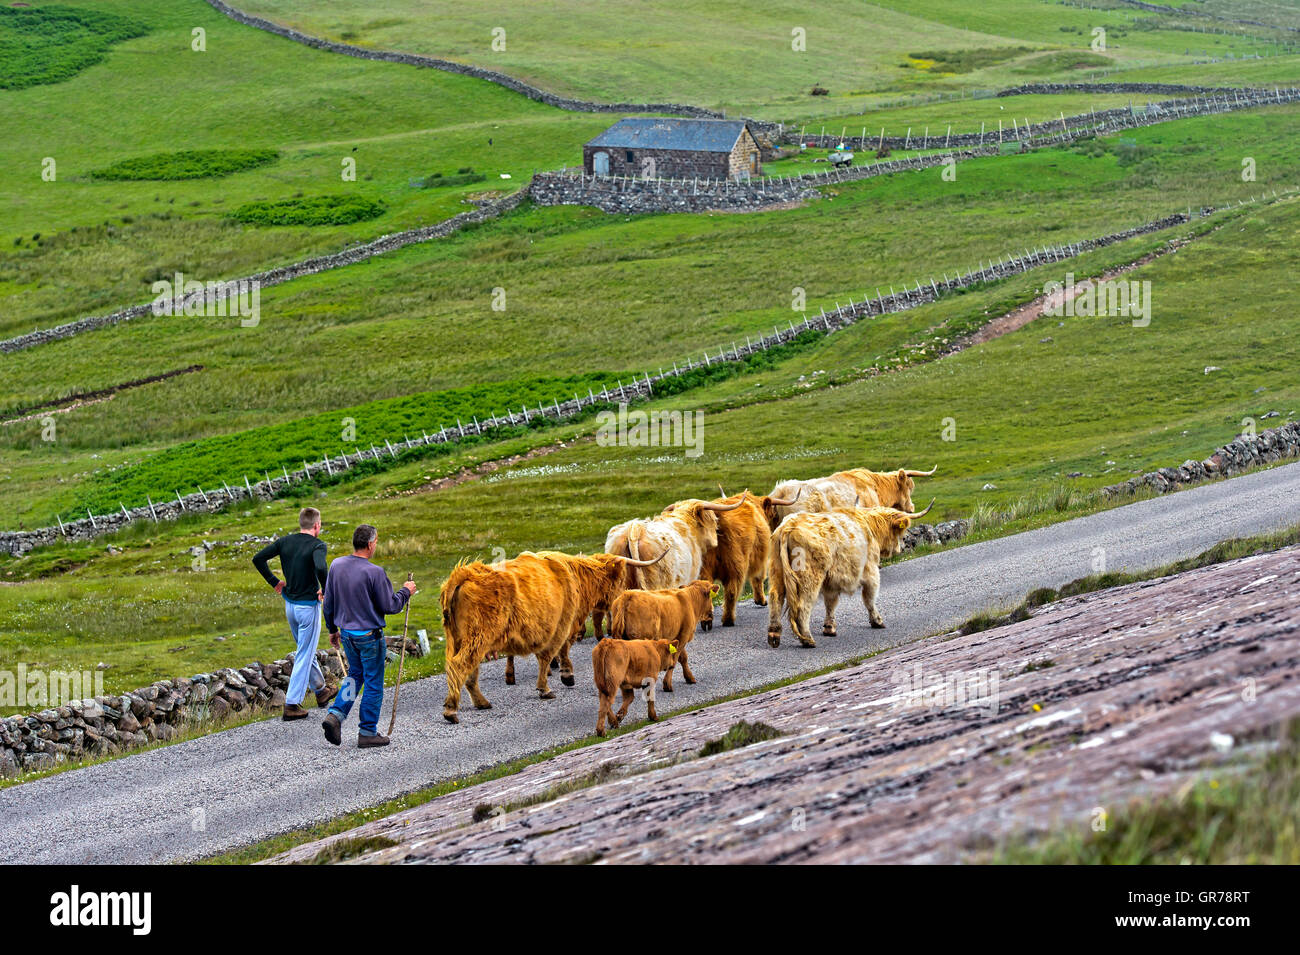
[592,151,610,176]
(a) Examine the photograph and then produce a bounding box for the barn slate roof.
[585,118,749,153]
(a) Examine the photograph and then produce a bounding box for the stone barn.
[583,118,762,180]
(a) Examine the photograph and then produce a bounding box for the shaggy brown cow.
[767,500,933,648]
[592,638,679,736]
[609,579,716,691]
[768,466,935,524]
[439,550,661,723]
[835,466,935,512]
[597,495,745,636]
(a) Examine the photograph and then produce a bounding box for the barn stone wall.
[585,145,733,180]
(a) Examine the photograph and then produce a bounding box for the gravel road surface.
[2,462,1297,864]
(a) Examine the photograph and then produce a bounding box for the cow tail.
[628,522,645,590]
[591,640,611,697]
[442,578,463,660]
[780,533,799,618]
[610,597,626,641]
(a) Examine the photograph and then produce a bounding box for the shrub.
[231,194,386,226]
[0,5,148,89]
[92,149,280,181]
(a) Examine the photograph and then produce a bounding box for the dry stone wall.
[1102,421,1300,498]
[0,650,344,776]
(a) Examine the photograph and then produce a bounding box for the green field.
[239,0,1287,114]
[4,105,1296,528]
[0,0,613,333]
[3,191,1298,711]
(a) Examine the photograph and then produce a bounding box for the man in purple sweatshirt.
[321,524,416,748]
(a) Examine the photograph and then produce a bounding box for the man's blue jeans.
[283,598,325,705]
[328,630,386,736]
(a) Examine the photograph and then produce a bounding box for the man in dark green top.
[252,507,336,720]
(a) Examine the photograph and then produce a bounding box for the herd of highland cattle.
[438,465,937,734]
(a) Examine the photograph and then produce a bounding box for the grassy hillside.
[2,193,1297,709]
[0,0,612,333]
[238,0,1284,113]
[3,104,1297,527]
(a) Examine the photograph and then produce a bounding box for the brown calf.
[592,638,680,736]
[609,578,716,691]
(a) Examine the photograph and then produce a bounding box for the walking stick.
[386,572,414,737]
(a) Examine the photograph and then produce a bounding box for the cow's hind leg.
[790,583,818,648]
[443,648,481,723]
[613,686,635,726]
[750,571,767,607]
[822,590,841,637]
[677,646,696,686]
[504,655,515,685]
[722,578,740,626]
[767,572,785,648]
[465,665,492,710]
[644,679,658,722]
[558,637,576,687]
[596,692,611,736]
[862,564,885,628]
[535,652,555,699]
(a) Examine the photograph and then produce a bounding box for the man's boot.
[282,703,309,722]
[315,684,337,708]
[322,712,342,746]
[358,732,390,748]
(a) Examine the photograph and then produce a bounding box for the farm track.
[0,461,1297,863]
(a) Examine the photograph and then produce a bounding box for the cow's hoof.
[700,622,712,632]
[767,632,781,648]
[798,638,817,648]
[685,676,697,685]
[662,684,673,693]
[443,711,459,724]
[722,619,735,628]
[822,625,837,637]
[504,674,515,686]
[549,658,559,670]
[474,700,493,710]
[870,619,885,629]
[596,728,606,738]
[754,596,767,607]
[561,674,575,687]
[539,690,555,700]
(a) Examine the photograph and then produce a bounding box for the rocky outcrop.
[1102,420,1300,499]
[268,544,1300,864]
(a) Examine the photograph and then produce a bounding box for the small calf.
[592,638,679,737]
[609,579,716,691]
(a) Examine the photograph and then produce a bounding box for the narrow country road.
[2,463,1297,864]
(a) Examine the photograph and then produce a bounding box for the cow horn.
[904,465,938,477]
[766,486,802,507]
[908,498,935,518]
[717,484,728,499]
[700,491,747,512]
[619,549,666,567]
